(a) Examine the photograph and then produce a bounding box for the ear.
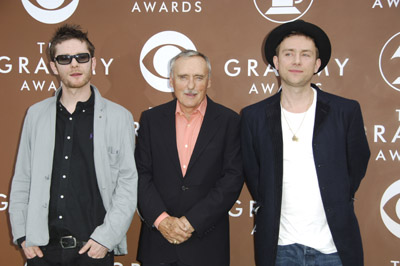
[91,57,97,71]
[273,55,279,70]
[50,61,59,75]
[207,77,211,89]
[314,58,322,73]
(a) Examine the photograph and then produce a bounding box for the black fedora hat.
[264,20,331,73]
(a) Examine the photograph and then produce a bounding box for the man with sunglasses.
[9,24,138,266]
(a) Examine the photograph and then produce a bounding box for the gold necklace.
[281,91,313,142]
[281,108,306,141]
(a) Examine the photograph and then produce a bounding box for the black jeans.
[26,244,114,266]
[142,261,189,266]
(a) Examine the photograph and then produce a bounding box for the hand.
[78,239,108,259]
[22,241,43,259]
[158,216,192,244]
[179,216,194,234]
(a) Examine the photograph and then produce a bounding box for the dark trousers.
[141,261,189,266]
[26,244,114,266]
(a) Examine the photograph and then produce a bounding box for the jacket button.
[181,186,188,191]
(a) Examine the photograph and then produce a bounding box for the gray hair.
[169,50,211,78]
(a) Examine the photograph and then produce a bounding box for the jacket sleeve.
[90,110,138,251]
[184,113,244,236]
[135,111,168,226]
[9,110,32,244]
[346,102,370,196]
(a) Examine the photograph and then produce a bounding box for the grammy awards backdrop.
[0,1,399,265]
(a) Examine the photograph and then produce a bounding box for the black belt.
[49,236,87,249]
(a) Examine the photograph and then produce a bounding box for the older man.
[135,50,243,266]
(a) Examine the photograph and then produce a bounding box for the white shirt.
[278,88,337,254]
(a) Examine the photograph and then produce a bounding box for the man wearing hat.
[241,20,370,266]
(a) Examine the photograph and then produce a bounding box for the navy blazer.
[241,84,370,266]
[135,97,244,266]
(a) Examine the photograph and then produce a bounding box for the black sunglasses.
[54,53,91,65]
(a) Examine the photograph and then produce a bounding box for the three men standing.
[241,20,370,266]
[9,20,371,266]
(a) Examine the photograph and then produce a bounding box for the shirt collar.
[57,87,95,111]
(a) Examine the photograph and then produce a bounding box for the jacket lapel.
[312,85,330,137]
[92,86,107,190]
[265,92,284,199]
[162,99,184,178]
[266,92,283,156]
[186,97,220,175]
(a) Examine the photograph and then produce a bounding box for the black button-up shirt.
[48,90,106,241]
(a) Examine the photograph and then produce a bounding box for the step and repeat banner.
[0,1,399,265]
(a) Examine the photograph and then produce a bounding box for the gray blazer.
[9,85,138,255]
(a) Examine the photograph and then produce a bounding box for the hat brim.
[264,20,331,73]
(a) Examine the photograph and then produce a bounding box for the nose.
[70,57,79,67]
[187,77,195,90]
[293,53,301,65]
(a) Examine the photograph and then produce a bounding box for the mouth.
[184,91,198,97]
[70,73,82,77]
[289,69,303,73]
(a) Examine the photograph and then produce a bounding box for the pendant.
[292,135,299,142]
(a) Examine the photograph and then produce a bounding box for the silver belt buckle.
[60,236,77,249]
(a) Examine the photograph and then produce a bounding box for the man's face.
[50,39,96,90]
[273,35,321,89]
[170,56,211,115]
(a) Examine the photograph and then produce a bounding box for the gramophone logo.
[380,180,400,238]
[254,0,313,23]
[21,0,79,24]
[379,32,400,92]
[139,31,197,93]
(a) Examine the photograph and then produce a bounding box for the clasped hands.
[158,216,194,245]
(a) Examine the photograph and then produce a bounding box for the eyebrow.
[281,48,314,53]
[177,74,207,78]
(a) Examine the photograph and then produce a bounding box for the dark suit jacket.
[135,97,243,266]
[241,84,370,266]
